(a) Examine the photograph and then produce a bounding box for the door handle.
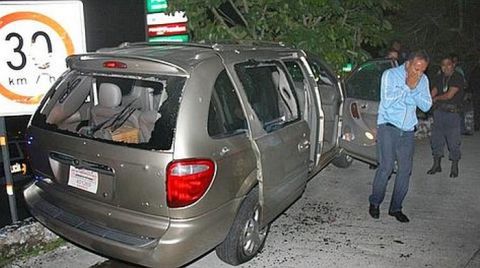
[298,140,310,151]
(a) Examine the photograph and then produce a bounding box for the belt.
[385,122,416,132]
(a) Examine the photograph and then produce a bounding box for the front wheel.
[216,187,269,265]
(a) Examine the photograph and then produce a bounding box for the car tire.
[332,152,353,168]
[216,187,269,265]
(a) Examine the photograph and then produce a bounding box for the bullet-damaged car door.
[233,59,311,225]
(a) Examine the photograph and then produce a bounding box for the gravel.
[0,218,59,263]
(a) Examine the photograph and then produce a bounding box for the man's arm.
[433,86,460,102]
[433,73,464,102]
[381,70,403,108]
[431,86,438,98]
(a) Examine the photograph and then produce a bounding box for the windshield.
[31,71,185,150]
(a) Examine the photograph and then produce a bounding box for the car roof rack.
[96,40,294,53]
[95,41,214,52]
[208,39,287,47]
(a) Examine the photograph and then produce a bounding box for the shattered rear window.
[31,71,185,150]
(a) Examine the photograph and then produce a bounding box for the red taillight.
[166,159,215,208]
[103,61,127,69]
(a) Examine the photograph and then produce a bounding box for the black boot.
[450,160,459,178]
[427,157,442,175]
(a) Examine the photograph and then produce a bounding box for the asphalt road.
[6,133,480,268]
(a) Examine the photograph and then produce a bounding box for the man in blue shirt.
[369,51,432,223]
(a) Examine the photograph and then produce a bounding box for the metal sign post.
[0,1,86,116]
[0,116,18,223]
[0,1,86,225]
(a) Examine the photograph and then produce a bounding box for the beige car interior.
[45,77,163,144]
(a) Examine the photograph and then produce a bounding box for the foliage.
[169,0,400,70]
[388,0,480,69]
[0,238,65,267]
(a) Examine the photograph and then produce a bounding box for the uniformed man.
[427,55,465,178]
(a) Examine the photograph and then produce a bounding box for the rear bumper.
[24,181,242,267]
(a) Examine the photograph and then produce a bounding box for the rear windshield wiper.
[89,100,136,135]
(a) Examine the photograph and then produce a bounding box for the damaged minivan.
[24,42,385,267]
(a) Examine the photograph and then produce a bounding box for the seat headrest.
[124,86,155,110]
[98,83,122,108]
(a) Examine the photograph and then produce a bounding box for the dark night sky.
[80,0,146,51]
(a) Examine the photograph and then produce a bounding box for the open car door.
[339,59,397,164]
[232,59,310,226]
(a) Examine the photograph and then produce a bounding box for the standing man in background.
[468,58,480,131]
[369,51,432,223]
[390,39,408,64]
[427,55,465,178]
[449,53,471,135]
[450,53,465,77]
[385,49,400,61]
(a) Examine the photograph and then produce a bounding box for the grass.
[0,238,66,267]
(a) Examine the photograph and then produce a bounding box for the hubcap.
[241,205,267,256]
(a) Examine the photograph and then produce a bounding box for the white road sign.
[146,11,187,25]
[0,1,86,116]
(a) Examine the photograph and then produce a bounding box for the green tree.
[169,0,399,70]
[389,0,480,68]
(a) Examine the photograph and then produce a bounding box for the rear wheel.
[332,151,353,168]
[216,187,269,265]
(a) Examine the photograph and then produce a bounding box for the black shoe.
[369,204,379,219]
[388,211,409,223]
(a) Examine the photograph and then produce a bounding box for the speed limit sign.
[0,1,86,116]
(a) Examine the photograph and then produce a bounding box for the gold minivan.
[24,42,383,267]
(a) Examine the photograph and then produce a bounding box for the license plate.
[68,166,99,194]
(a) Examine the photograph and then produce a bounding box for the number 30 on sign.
[0,1,86,116]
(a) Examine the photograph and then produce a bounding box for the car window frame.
[344,59,397,102]
[207,69,248,139]
[234,59,301,133]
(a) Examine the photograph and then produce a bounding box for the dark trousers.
[430,110,461,160]
[369,124,415,213]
